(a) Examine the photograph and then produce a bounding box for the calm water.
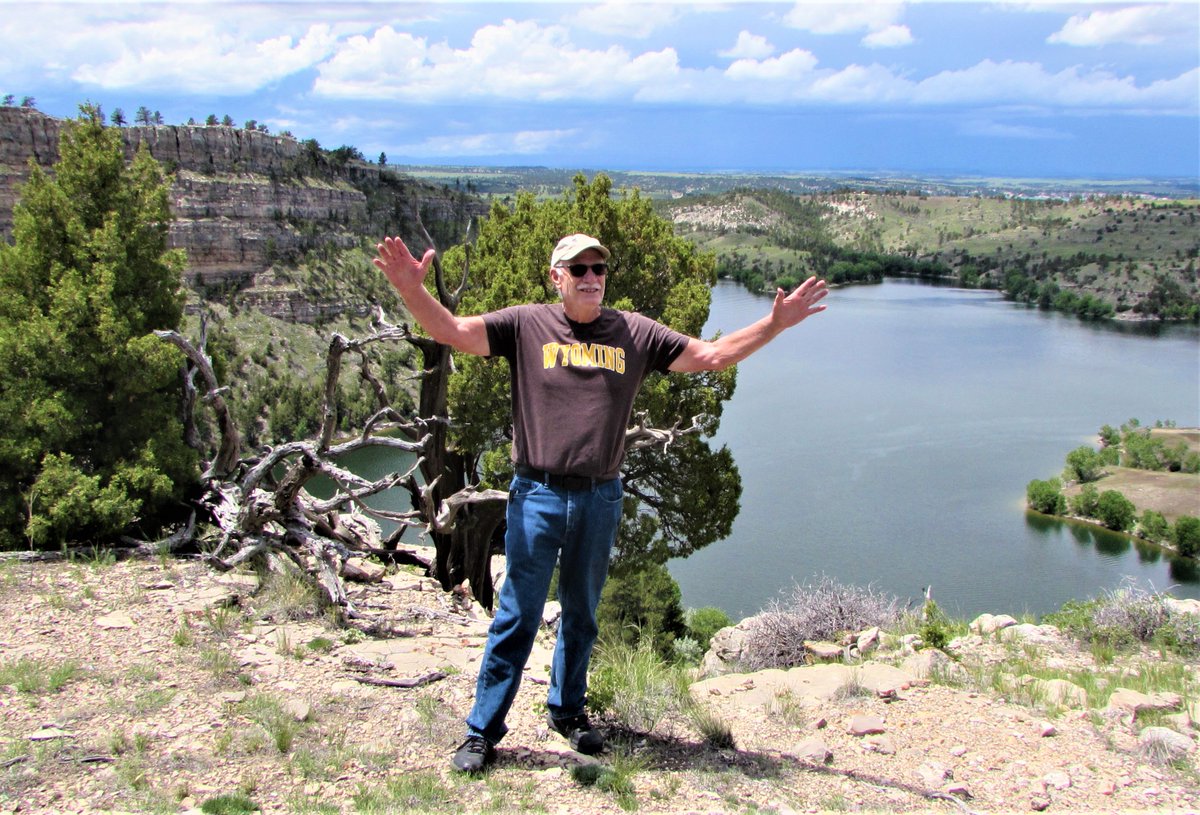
[331,279,1200,621]
[668,280,1200,620]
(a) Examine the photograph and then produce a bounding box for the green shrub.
[1096,490,1136,532]
[1139,510,1170,543]
[685,606,733,652]
[920,600,952,649]
[596,563,688,660]
[1045,583,1184,652]
[1064,446,1103,482]
[1173,516,1200,557]
[1027,478,1066,514]
[1070,483,1100,518]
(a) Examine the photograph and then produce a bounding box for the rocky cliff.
[0,106,487,321]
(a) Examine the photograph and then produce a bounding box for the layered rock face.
[0,106,486,321]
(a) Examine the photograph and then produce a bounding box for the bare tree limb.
[432,486,508,533]
[351,670,447,689]
[624,411,707,452]
[154,329,241,479]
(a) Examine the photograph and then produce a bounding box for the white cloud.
[316,19,675,103]
[75,24,339,93]
[726,49,819,82]
[0,4,347,94]
[959,118,1072,141]
[313,17,1196,114]
[862,24,913,49]
[394,128,582,158]
[571,1,684,39]
[720,31,776,60]
[783,1,904,36]
[913,61,1199,111]
[1048,5,1194,47]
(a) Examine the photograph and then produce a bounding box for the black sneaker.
[547,712,605,755]
[450,735,495,773]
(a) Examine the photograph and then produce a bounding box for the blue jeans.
[465,474,623,744]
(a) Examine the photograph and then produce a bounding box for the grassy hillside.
[663,189,1200,321]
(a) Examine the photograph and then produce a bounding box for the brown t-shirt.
[483,304,690,479]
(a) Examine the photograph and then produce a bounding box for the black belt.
[515,464,614,491]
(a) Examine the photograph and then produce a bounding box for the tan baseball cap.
[551,233,610,267]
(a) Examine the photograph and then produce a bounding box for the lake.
[668,279,1200,620]
[329,278,1200,621]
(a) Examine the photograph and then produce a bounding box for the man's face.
[552,247,607,318]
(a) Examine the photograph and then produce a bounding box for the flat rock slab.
[691,661,918,708]
[340,635,554,679]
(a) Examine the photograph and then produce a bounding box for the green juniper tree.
[407,174,742,602]
[0,103,196,549]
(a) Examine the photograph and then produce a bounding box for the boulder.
[901,648,966,684]
[1034,677,1089,708]
[1139,726,1195,763]
[1107,688,1182,718]
[1164,597,1200,616]
[848,714,886,736]
[792,737,832,764]
[803,640,844,661]
[969,613,1018,635]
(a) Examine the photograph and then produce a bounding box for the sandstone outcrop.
[0,106,488,321]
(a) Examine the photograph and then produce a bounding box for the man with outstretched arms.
[374,232,827,772]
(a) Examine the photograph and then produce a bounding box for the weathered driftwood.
[351,670,447,689]
[155,317,447,619]
[155,227,708,622]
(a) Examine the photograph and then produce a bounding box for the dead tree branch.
[154,328,240,479]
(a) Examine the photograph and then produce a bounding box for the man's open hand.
[771,276,829,330]
[373,236,436,295]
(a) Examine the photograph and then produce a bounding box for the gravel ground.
[1,556,1197,815]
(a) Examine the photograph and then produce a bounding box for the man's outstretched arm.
[373,236,490,356]
[669,276,828,373]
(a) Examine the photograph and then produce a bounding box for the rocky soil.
[1,555,1198,815]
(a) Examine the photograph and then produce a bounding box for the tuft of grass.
[290,728,389,781]
[588,637,690,733]
[70,546,118,570]
[766,690,808,729]
[571,749,643,811]
[204,605,243,638]
[200,793,260,814]
[200,646,236,677]
[0,657,80,695]
[688,704,736,750]
[241,692,302,754]
[284,792,339,815]
[133,687,176,715]
[832,671,872,701]
[413,694,456,746]
[172,620,194,648]
[306,636,335,653]
[481,776,547,814]
[114,754,150,791]
[253,569,321,622]
[352,770,455,814]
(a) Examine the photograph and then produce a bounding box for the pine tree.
[0,104,197,548]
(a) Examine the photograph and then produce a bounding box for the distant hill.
[663,188,1199,322]
[396,165,1200,201]
[395,165,1199,322]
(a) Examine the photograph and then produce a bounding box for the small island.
[1027,420,1200,557]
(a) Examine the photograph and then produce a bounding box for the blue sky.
[3,1,1197,177]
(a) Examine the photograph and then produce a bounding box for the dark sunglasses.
[559,262,608,278]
